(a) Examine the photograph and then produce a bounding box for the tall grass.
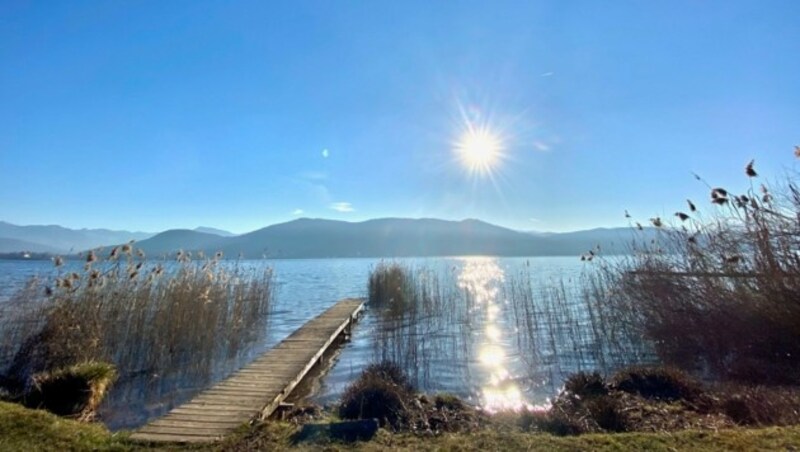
[597,156,800,384]
[508,153,800,386]
[367,262,472,391]
[368,261,654,398]
[0,247,273,424]
[505,264,656,391]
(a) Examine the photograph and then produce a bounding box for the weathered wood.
[136,425,232,436]
[148,418,244,429]
[130,298,364,444]
[168,407,254,417]
[158,412,249,421]
[130,433,220,443]
[156,414,245,424]
[175,403,261,413]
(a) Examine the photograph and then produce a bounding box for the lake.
[0,256,602,429]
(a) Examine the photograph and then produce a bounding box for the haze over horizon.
[2,1,799,234]
[0,215,640,236]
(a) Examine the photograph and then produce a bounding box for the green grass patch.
[225,421,800,451]
[0,401,129,451]
[4,399,800,451]
[27,361,117,420]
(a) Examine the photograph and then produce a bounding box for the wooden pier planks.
[130,298,365,443]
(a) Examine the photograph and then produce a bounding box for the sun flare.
[455,127,503,175]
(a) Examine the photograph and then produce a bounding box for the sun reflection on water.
[457,257,532,413]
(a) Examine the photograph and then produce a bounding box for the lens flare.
[454,127,503,175]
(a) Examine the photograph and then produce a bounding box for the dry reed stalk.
[0,249,274,414]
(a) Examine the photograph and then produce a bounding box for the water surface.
[0,256,592,428]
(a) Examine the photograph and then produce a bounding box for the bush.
[338,362,415,430]
[434,393,465,411]
[519,410,586,436]
[603,154,800,384]
[611,366,702,402]
[25,361,117,420]
[711,385,800,427]
[584,396,627,432]
[361,361,411,390]
[563,372,608,399]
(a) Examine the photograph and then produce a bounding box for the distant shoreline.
[0,252,630,261]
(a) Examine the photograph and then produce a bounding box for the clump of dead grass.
[338,362,485,434]
[24,361,117,421]
[338,362,416,430]
[520,366,800,436]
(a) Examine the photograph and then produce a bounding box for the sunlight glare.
[458,257,531,414]
[455,127,503,175]
[478,344,506,367]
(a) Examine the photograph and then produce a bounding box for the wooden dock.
[130,298,365,443]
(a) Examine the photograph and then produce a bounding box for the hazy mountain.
[0,221,155,254]
[133,230,228,258]
[194,227,237,237]
[130,218,653,259]
[537,227,658,253]
[0,237,63,254]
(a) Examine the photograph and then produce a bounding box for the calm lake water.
[0,256,593,429]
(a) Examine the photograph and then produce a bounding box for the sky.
[1,1,799,234]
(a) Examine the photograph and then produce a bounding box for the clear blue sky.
[1,1,799,233]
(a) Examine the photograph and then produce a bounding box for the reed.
[505,264,655,393]
[367,262,472,391]
[512,152,800,386]
[608,156,800,384]
[0,247,273,421]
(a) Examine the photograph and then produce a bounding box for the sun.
[455,127,503,175]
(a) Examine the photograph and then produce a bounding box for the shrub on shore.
[521,367,800,436]
[25,361,117,421]
[563,372,608,400]
[610,366,701,402]
[338,362,484,434]
[581,152,800,385]
[338,362,416,430]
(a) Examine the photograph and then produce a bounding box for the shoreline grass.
[4,400,800,451]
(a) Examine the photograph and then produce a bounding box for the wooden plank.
[168,407,254,417]
[204,382,279,391]
[130,298,364,444]
[129,433,220,443]
[150,414,245,424]
[191,394,266,405]
[172,403,260,413]
[149,418,245,429]
[137,425,233,436]
[203,388,275,397]
[217,378,288,387]
[153,410,247,425]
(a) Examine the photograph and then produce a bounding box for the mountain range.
[0,222,234,254]
[130,218,653,259]
[0,218,654,258]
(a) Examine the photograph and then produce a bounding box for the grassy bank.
[4,401,800,451]
[0,401,129,451]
